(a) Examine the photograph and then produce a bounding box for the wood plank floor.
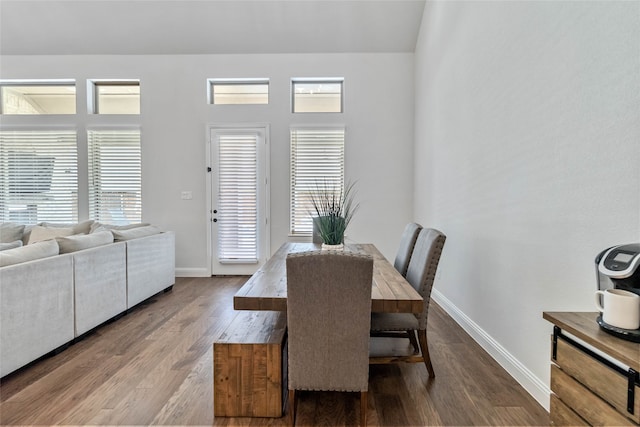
[0,277,549,426]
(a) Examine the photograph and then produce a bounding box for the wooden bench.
[213,310,287,418]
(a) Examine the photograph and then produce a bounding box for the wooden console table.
[543,312,640,426]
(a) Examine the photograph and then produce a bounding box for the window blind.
[217,133,258,262]
[290,127,345,236]
[0,129,78,223]
[88,129,141,224]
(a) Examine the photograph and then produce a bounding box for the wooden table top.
[233,242,424,314]
[543,311,640,371]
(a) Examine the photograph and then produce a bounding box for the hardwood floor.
[0,277,549,426]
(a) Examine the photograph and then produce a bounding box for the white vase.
[321,243,344,251]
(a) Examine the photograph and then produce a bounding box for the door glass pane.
[217,133,258,262]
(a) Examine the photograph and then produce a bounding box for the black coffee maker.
[595,243,640,342]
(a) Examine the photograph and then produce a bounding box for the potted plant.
[309,180,359,250]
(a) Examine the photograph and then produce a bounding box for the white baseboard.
[175,267,209,277]
[431,289,551,412]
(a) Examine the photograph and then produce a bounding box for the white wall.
[0,53,415,274]
[414,0,640,409]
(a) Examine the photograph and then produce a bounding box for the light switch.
[181,191,193,200]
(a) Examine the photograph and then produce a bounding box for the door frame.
[206,123,270,276]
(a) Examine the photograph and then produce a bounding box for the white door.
[209,126,269,275]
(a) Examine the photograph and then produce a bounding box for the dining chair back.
[393,222,422,277]
[406,228,446,330]
[370,227,446,377]
[286,249,373,426]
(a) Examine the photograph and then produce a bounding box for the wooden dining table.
[217,242,423,418]
[233,242,423,314]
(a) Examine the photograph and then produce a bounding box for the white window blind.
[290,127,345,236]
[0,129,78,223]
[88,129,141,224]
[217,133,258,262]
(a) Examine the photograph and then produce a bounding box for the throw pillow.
[0,240,23,251]
[56,230,114,254]
[111,225,161,241]
[0,223,25,243]
[28,225,75,244]
[0,239,60,267]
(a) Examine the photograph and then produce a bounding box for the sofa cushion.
[0,240,23,251]
[0,223,25,243]
[0,239,60,267]
[28,225,75,244]
[89,222,150,233]
[56,230,114,254]
[111,225,161,241]
[41,220,94,235]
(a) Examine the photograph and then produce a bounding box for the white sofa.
[0,228,175,378]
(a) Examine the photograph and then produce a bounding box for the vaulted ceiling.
[0,0,426,55]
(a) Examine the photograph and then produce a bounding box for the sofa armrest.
[0,254,74,377]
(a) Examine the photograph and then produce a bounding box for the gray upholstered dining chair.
[370,228,446,377]
[393,222,422,277]
[286,250,373,427]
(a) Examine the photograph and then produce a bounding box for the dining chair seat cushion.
[370,312,419,331]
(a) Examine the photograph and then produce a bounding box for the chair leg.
[407,330,419,354]
[360,391,367,427]
[417,329,435,378]
[289,389,296,426]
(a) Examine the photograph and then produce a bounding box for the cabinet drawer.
[554,338,640,424]
[550,393,588,426]
[551,364,636,426]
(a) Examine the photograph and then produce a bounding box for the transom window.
[292,78,343,113]
[91,80,140,114]
[208,79,269,105]
[0,80,76,115]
